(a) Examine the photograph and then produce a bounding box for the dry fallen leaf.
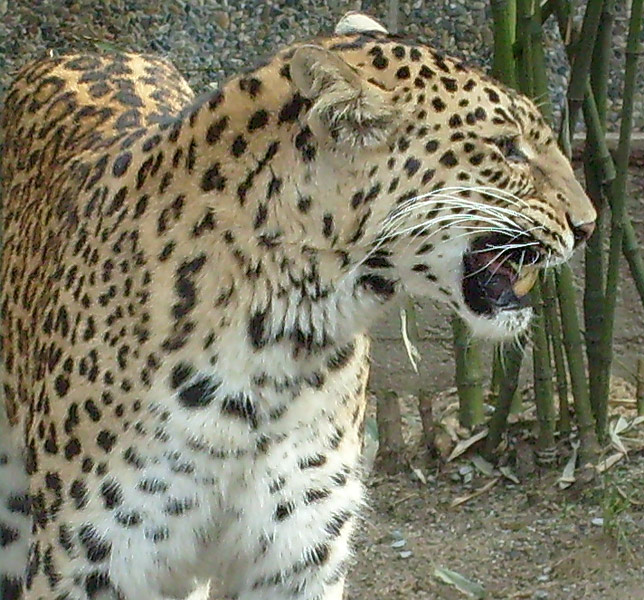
[595,452,625,473]
[558,441,579,489]
[447,429,488,462]
[433,566,486,598]
[450,477,500,508]
[471,454,496,477]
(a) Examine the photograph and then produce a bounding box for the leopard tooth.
[512,267,539,297]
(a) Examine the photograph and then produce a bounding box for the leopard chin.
[460,304,533,341]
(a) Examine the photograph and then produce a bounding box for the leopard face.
[281,15,596,339]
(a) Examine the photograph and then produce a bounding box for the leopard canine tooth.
[512,267,538,297]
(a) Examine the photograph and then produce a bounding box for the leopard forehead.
[195,31,585,257]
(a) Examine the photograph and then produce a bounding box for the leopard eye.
[493,136,527,163]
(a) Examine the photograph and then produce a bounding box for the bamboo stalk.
[542,271,570,434]
[582,84,644,310]
[484,342,523,458]
[375,390,406,474]
[582,82,616,184]
[417,389,437,455]
[515,0,534,96]
[521,0,557,454]
[564,0,605,135]
[540,0,555,23]
[531,278,556,454]
[622,224,644,307]
[637,358,644,417]
[530,0,551,120]
[556,266,599,460]
[491,346,503,397]
[490,0,517,87]
[584,0,615,426]
[484,0,522,441]
[554,1,644,310]
[402,298,439,454]
[596,0,644,440]
[451,316,485,428]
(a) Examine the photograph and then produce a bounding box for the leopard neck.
[144,77,399,359]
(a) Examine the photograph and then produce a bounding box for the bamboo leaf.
[557,440,579,489]
[499,465,520,484]
[450,478,500,510]
[433,567,487,598]
[399,307,420,373]
[595,452,625,473]
[447,429,489,462]
[471,454,496,477]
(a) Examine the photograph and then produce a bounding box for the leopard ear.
[289,45,397,148]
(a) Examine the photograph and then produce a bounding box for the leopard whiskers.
[381,213,525,243]
[385,191,535,234]
[349,184,546,285]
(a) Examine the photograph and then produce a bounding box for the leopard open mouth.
[462,233,543,316]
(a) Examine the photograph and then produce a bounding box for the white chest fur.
[87,335,369,599]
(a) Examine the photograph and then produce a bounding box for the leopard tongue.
[512,267,539,298]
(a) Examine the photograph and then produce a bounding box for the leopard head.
[286,13,595,339]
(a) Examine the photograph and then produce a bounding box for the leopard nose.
[567,215,595,247]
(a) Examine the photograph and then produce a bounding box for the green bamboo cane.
[451,316,485,428]
[556,266,599,461]
[531,278,556,456]
[485,341,524,457]
[583,157,607,424]
[491,347,503,397]
[490,0,517,87]
[491,346,523,413]
[596,0,644,440]
[584,0,615,425]
[563,0,605,136]
[549,0,599,456]
[637,358,644,418]
[554,1,644,310]
[520,0,556,454]
[583,86,644,308]
[487,0,523,441]
[515,0,534,96]
[622,223,644,307]
[542,271,570,434]
[580,84,644,310]
[540,0,555,23]
[529,0,551,121]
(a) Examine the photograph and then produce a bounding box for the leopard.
[0,11,595,600]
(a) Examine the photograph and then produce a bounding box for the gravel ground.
[0,1,639,131]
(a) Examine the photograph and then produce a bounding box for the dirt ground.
[348,453,644,600]
[344,170,644,599]
[345,379,644,599]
